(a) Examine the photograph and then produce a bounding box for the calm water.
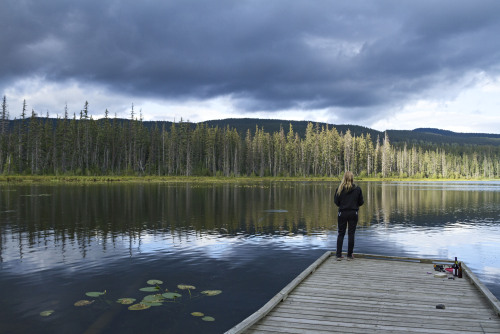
[0,181,499,334]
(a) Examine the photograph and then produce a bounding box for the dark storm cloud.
[2,0,500,115]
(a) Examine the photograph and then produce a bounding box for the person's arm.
[357,188,364,207]
[334,188,340,207]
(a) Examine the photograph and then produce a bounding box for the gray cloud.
[2,0,500,121]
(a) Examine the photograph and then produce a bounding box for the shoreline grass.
[0,175,497,185]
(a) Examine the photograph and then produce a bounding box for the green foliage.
[0,114,498,179]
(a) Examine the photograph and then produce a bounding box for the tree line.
[1,98,499,178]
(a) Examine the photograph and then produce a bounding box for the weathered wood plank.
[265,308,500,330]
[291,286,486,304]
[225,253,500,334]
[282,296,496,319]
[275,303,499,324]
[250,315,497,333]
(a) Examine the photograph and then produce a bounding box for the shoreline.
[0,175,498,184]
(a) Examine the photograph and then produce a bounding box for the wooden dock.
[226,252,500,334]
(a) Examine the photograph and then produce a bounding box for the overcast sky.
[1,0,500,133]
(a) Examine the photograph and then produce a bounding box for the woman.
[334,171,364,260]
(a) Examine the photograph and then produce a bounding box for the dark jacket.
[334,184,364,211]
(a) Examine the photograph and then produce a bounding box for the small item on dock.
[436,304,446,309]
[458,262,463,278]
[434,264,444,272]
[452,257,459,276]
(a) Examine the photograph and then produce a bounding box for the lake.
[1,181,499,334]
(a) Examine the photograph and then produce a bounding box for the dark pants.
[336,210,358,257]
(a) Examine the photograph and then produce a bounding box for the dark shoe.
[347,255,354,261]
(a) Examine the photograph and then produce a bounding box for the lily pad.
[162,292,182,299]
[139,287,159,292]
[142,302,163,307]
[191,312,204,317]
[201,290,222,296]
[117,298,136,305]
[177,284,196,290]
[128,303,151,311]
[40,310,54,317]
[85,291,106,297]
[74,300,94,307]
[202,316,215,322]
[147,279,163,285]
[142,294,164,303]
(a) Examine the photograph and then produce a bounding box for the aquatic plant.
[116,298,136,305]
[85,290,106,297]
[74,300,94,307]
[162,292,182,300]
[142,294,164,306]
[191,312,204,317]
[201,290,222,296]
[69,279,221,322]
[128,303,151,311]
[192,311,216,322]
[178,284,196,298]
[40,310,54,317]
[177,284,196,290]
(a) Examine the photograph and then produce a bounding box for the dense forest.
[1,98,499,178]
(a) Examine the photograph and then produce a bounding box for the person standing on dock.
[334,171,364,261]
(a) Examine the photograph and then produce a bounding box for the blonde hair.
[336,171,354,196]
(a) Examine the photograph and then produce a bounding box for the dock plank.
[225,252,500,334]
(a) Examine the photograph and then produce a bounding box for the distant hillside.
[201,118,380,139]
[387,128,500,147]
[201,118,500,147]
[7,117,500,147]
[413,128,500,139]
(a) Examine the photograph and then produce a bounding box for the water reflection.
[369,181,500,227]
[0,181,499,333]
[1,182,500,267]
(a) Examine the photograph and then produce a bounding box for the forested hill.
[387,128,500,147]
[199,118,500,147]
[2,116,499,178]
[414,128,500,138]
[201,118,379,141]
[6,117,500,147]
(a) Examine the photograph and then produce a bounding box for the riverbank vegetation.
[1,99,499,180]
[0,175,497,185]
